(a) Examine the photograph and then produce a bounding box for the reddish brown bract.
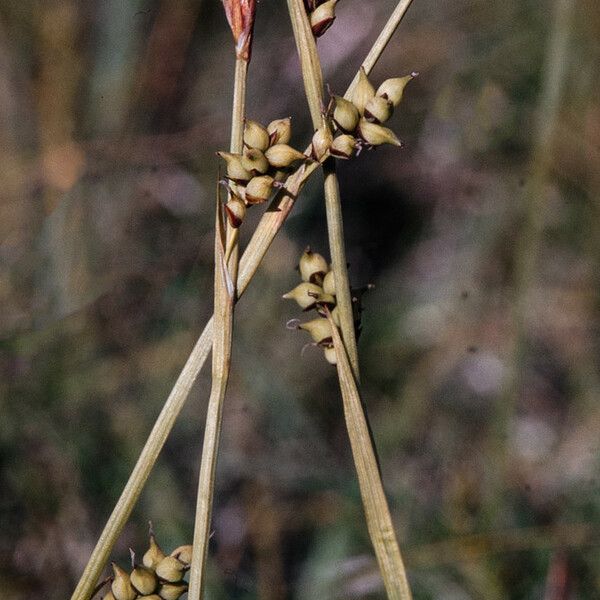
[221,0,257,61]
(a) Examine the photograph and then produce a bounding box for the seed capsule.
[103,592,116,600]
[330,134,357,159]
[333,96,360,132]
[298,318,333,345]
[225,196,246,228]
[324,345,337,365]
[299,248,328,283]
[364,96,393,124]
[155,555,186,583]
[376,73,416,106]
[170,545,193,566]
[158,582,189,600]
[267,117,292,145]
[243,119,270,152]
[241,148,269,174]
[282,282,323,310]
[358,119,402,147]
[351,67,376,116]
[310,0,337,37]
[322,270,335,295]
[111,563,136,600]
[265,144,306,168]
[245,174,275,204]
[311,126,333,161]
[217,151,252,182]
[143,534,166,570]
[131,564,158,595]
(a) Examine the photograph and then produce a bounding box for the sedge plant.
[71,1,417,599]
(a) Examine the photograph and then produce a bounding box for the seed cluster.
[102,535,191,600]
[284,248,374,364]
[218,118,307,229]
[304,0,338,37]
[322,68,417,160]
[283,248,339,364]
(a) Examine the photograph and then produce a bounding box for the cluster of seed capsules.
[218,117,307,229]
[101,534,191,600]
[304,0,339,37]
[283,248,371,365]
[320,68,417,161]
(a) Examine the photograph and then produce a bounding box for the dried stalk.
[188,193,234,599]
[288,0,412,595]
[326,310,412,599]
[70,5,406,596]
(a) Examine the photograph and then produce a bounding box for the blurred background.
[1,0,600,598]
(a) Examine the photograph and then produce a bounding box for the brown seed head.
[221,0,257,61]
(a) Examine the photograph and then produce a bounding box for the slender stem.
[70,7,403,591]
[327,311,412,599]
[188,198,234,600]
[188,55,248,599]
[287,0,360,377]
[230,58,247,154]
[345,0,415,101]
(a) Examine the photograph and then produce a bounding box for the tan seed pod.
[324,345,337,365]
[265,144,306,168]
[170,544,193,566]
[282,282,323,310]
[103,591,116,600]
[299,248,328,283]
[358,118,402,147]
[245,175,275,204]
[225,196,246,228]
[110,563,136,600]
[143,533,166,570]
[364,95,393,124]
[158,582,189,600]
[376,73,416,106]
[310,0,337,37]
[351,67,376,116]
[298,317,333,345]
[333,96,360,132]
[142,596,162,600]
[311,126,333,161]
[241,148,269,174]
[217,151,253,182]
[267,117,292,145]
[330,134,357,159]
[130,564,158,595]
[155,555,186,583]
[322,270,335,295]
[243,119,270,151]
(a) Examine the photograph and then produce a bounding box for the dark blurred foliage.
[1,0,600,598]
